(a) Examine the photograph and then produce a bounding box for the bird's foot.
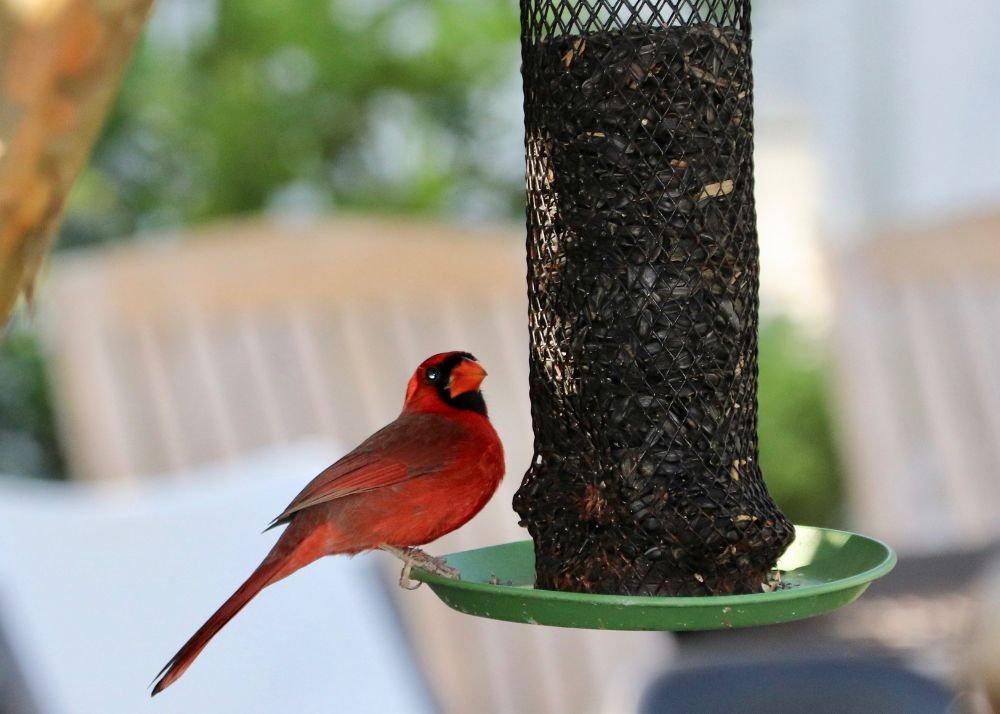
[406,548,460,579]
[379,545,460,590]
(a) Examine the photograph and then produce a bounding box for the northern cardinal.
[151,351,504,695]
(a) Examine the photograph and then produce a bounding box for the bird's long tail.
[151,526,331,696]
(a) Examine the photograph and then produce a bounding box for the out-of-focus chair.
[829,211,1000,553]
[827,211,1000,684]
[39,215,526,488]
[38,215,670,714]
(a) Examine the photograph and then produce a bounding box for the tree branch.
[0,0,155,321]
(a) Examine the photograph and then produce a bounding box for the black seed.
[515,17,795,598]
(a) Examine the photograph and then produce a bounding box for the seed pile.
[515,22,795,596]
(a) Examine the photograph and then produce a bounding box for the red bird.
[151,351,504,695]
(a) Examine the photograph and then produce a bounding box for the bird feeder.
[414,0,893,626]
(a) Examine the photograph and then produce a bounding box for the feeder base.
[409,526,894,631]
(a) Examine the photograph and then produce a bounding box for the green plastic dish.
[411,526,895,630]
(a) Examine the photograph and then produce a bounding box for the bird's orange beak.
[448,359,487,397]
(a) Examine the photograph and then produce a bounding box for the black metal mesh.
[514,0,794,596]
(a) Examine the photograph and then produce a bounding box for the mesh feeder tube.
[514,0,794,596]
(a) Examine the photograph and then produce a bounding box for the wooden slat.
[133,318,190,477]
[899,282,990,544]
[237,313,289,445]
[338,301,395,428]
[285,306,341,438]
[180,307,242,467]
[38,263,134,485]
[831,265,913,544]
[956,282,1000,476]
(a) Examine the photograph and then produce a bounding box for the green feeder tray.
[411,526,895,630]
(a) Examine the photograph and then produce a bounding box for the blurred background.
[0,0,998,712]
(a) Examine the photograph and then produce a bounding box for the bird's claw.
[398,558,422,590]
[380,545,460,590]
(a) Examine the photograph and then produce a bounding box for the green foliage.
[757,318,844,527]
[60,0,523,248]
[0,328,65,479]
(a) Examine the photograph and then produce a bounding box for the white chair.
[0,441,437,714]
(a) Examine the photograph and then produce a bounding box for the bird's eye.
[426,367,441,382]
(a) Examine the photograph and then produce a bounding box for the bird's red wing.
[266,414,460,528]
[265,456,413,528]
